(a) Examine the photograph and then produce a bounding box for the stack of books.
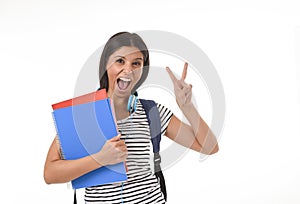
[52,89,127,189]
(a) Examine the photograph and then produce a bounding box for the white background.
[1,0,300,203]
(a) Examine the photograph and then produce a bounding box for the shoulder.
[138,99,166,112]
[139,99,173,120]
[138,99,166,107]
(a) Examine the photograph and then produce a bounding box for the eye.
[116,58,125,64]
[132,61,142,67]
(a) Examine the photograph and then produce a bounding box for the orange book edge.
[52,89,107,110]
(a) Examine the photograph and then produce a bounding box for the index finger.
[166,66,179,85]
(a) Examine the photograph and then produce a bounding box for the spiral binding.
[51,112,65,159]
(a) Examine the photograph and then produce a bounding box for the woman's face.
[106,46,144,98]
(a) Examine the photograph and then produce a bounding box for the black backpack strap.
[140,99,167,201]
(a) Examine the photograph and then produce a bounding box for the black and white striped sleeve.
[156,103,173,136]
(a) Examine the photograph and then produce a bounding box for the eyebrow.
[114,55,125,59]
[114,56,143,60]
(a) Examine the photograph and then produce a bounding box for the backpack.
[140,99,167,201]
[74,99,167,203]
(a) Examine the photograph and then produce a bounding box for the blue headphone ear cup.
[127,95,133,112]
[127,94,138,113]
[133,96,138,112]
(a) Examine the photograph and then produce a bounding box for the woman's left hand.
[166,62,193,109]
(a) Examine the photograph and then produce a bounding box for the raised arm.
[165,63,219,155]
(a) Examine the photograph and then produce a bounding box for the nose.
[122,62,133,73]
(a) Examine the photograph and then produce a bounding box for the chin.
[111,85,133,98]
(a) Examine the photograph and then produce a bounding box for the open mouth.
[117,77,131,90]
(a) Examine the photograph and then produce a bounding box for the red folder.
[52,89,107,110]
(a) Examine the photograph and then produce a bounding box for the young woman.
[44,32,219,203]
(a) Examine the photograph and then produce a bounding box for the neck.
[111,94,130,121]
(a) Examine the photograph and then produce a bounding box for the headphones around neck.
[98,88,138,114]
[127,91,138,114]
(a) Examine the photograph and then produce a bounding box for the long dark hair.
[99,32,149,94]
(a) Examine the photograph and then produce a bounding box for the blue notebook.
[52,98,127,189]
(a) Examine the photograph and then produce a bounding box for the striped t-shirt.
[85,100,173,204]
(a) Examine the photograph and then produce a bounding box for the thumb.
[109,134,121,142]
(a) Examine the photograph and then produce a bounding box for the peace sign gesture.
[166,62,193,109]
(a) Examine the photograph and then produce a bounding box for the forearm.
[181,102,219,154]
[44,154,101,184]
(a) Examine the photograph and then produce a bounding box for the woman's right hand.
[93,134,128,166]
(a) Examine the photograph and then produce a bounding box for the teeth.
[119,77,131,82]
